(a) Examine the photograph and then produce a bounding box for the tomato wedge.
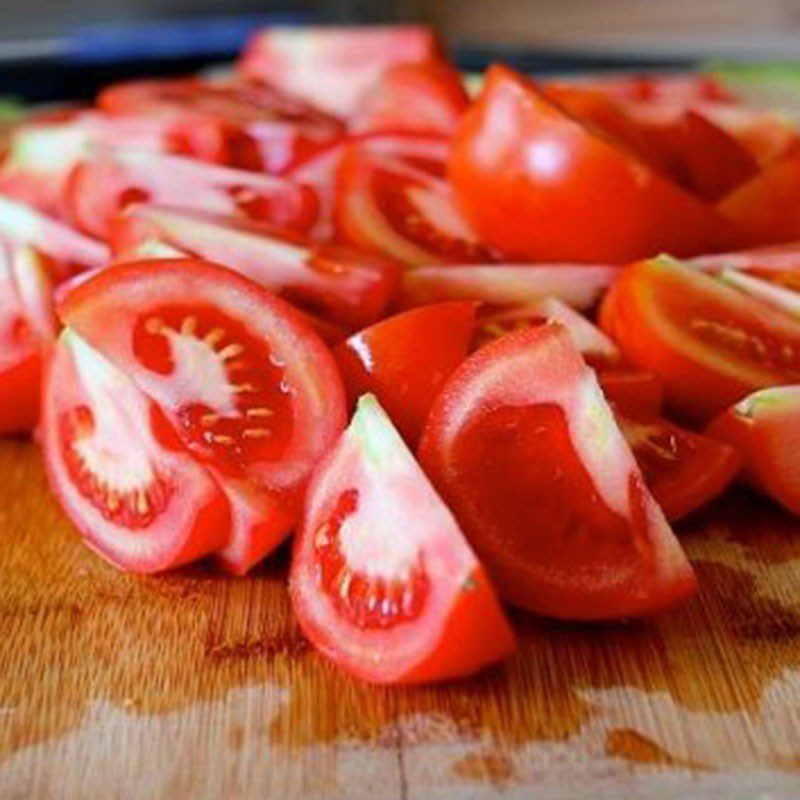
[237,25,442,116]
[418,325,696,619]
[352,60,469,135]
[65,148,317,239]
[57,258,347,572]
[449,65,736,263]
[0,242,57,433]
[43,329,229,572]
[110,205,400,329]
[335,302,476,445]
[335,148,490,267]
[599,256,800,422]
[706,386,800,514]
[401,264,618,311]
[290,393,515,683]
[618,413,740,521]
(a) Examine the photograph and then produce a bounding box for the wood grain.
[0,439,799,799]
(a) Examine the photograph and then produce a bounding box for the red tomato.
[98,77,343,173]
[0,243,56,433]
[290,393,515,683]
[401,264,618,311]
[352,60,469,136]
[65,149,318,239]
[57,258,347,571]
[418,325,696,619]
[706,386,800,514]
[42,329,229,572]
[335,148,490,267]
[449,65,736,263]
[110,205,400,330]
[335,302,476,445]
[237,25,442,116]
[599,256,800,423]
[597,370,664,419]
[618,413,740,521]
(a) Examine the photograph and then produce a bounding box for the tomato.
[286,131,449,240]
[335,148,490,267]
[110,205,400,330]
[290,393,515,683]
[401,264,618,311]
[0,196,107,279]
[58,258,348,571]
[449,65,736,263]
[98,77,343,173]
[719,154,800,246]
[237,25,442,116]
[597,369,664,419]
[65,149,318,239]
[42,329,229,572]
[706,386,800,514]
[599,256,800,422]
[418,324,696,619]
[335,302,476,445]
[352,60,469,136]
[618,413,740,521]
[0,243,56,433]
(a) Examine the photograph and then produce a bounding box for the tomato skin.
[599,256,800,423]
[43,330,230,573]
[334,302,476,445]
[449,65,736,263]
[706,387,800,514]
[598,369,664,419]
[418,325,696,620]
[0,353,42,434]
[290,394,515,684]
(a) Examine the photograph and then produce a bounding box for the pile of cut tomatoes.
[4,25,800,684]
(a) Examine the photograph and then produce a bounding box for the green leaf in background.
[706,62,800,121]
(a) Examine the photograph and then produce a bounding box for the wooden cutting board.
[0,438,799,799]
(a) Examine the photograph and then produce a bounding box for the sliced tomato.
[65,149,317,240]
[618,412,740,521]
[237,25,442,117]
[599,256,800,422]
[449,65,737,263]
[335,148,490,267]
[57,258,347,570]
[597,369,664,419]
[0,196,107,279]
[110,205,400,330]
[42,329,229,572]
[290,393,515,683]
[352,60,469,136]
[335,302,476,445]
[97,77,343,173]
[401,264,618,311]
[418,324,696,619]
[706,386,800,514]
[0,242,57,433]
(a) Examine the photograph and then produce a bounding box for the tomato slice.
[600,256,800,422]
[449,65,737,263]
[335,302,476,445]
[290,393,515,683]
[401,264,618,311]
[57,258,347,569]
[418,325,696,619]
[0,196,107,279]
[352,60,469,136]
[335,148,490,267]
[110,205,400,330]
[42,329,229,572]
[547,73,734,104]
[706,386,800,514]
[618,413,740,521]
[596,369,664,419]
[65,148,318,239]
[0,242,56,433]
[237,25,442,116]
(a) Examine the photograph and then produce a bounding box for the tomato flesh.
[291,394,515,683]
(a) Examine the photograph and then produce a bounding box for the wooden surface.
[0,439,799,799]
